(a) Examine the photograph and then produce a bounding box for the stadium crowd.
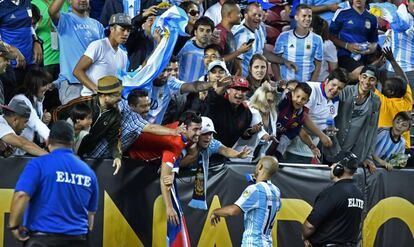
[2,0,414,245]
[1,0,413,169]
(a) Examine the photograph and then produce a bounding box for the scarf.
[188,151,209,210]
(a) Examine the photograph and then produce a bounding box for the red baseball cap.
[229,76,249,90]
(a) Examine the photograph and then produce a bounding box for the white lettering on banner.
[348,198,364,209]
[55,171,92,187]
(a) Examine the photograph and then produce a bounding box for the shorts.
[58,80,83,105]
[338,56,364,73]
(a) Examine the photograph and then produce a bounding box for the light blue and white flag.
[369,2,411,32]
[118,6,189,98]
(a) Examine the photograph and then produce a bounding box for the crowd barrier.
[1,157,413,247]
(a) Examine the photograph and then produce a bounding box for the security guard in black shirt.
[302,151,364,247]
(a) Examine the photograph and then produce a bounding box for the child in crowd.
[267,83,313,160]
[68,103,93,154]
[373,111,411,170]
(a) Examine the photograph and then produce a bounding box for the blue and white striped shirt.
[374,128,406,162]
[233,23,265,77]
[274,30,323,82]
[386,7,414,72]
[235,181,281,247]
[177,39,205,83]
[148,77,184,124]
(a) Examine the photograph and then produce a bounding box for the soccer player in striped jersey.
[273,4,323,82]
[211,156,281,247]
[373,111,411,170]
[178,17,214,83]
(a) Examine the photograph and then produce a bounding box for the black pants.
[24,234,89,247]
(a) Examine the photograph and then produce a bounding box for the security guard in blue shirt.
[8,120,99,247]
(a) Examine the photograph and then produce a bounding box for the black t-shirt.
[307,179,364,246]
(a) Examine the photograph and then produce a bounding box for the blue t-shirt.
[0,0,33,67]
[329,7,378,57]
[274,30,323,82]
[15,148,99,235]
[177,40,205,83]
[235,181,282,247]
[55,12,104,83]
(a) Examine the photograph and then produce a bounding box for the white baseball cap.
[207,60,230,75]
[201,116,217,134]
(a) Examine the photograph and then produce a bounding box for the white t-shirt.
[204,2,222,26]
[0,115,15,139]
[318,40,337,82]
[81,38,128,96]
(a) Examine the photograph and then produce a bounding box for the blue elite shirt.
[329,7,378,57]
[55,12,104,83]
[15,148,99,235]
[0,0,34,67]
[235,181,281,247]
[274,30,323,82]
[177,39,205,83]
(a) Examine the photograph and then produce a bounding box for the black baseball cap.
[335,151,359,170]
[361,65,379,81]
[49,120,74,144]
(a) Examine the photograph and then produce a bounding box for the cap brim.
[201,130,217,134]
[230,86,250,91]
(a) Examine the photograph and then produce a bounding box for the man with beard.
[0,99,47,157]
[274,4,323,82]
[178,17,215,83]
[74,13,131,96]
[49,0,105,104]
[129,111,202,247]
[53,76,123,175]
[211,156,281,247]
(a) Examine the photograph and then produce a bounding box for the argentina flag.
[369,2,411,32]
[118,6,189,98]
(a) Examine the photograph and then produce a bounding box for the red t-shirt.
[128,122,188,170]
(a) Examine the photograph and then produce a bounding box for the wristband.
[7,225,20,231]
[309,144,317,150]
[345,42,349,50]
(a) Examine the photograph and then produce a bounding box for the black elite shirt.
[307,179,364,246]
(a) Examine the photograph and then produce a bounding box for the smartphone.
[247,38,255,45]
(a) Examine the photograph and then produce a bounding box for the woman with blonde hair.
[231,82,278,162]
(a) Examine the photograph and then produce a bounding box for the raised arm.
[48,0,65,24]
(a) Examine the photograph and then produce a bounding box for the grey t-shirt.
[341,96,370,156]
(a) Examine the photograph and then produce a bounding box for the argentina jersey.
[374,128,406,161]
[233,23,265,77]
[274,30,323,82]
[386,10,414,72]
[147,77,184,124]
[235,181,281,247]
[177,39,205,83]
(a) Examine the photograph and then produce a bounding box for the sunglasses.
[188,10,200,16]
